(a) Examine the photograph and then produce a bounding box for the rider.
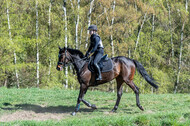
[85,25,104,81]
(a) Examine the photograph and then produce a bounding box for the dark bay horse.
[56,47,158,115]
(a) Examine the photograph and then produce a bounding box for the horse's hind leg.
[112,76,124,112]
[125,80,144,111]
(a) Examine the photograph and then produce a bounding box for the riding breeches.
[92,48,104,66]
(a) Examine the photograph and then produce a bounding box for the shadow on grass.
[1,102,136,114]
[1,102,98,114]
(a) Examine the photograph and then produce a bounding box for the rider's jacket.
[87,34,104,55]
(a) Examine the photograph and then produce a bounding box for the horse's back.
[111,56,135,67]
[111,56,136,80]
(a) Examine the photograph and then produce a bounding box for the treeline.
[0,0,189,93]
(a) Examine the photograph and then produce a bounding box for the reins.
[59,49,88,67]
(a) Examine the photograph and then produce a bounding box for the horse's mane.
[66,47,84,58]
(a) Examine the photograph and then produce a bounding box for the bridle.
[57,49,88,69]
[57,49,71,68]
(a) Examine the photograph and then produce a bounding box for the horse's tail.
[133,60,158,89]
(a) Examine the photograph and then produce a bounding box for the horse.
[56,47,158,116]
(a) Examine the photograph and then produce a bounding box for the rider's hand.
[85,52,90,58]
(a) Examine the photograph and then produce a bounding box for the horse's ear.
[59,46,61,50]
[63,46,66,51]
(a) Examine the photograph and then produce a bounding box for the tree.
[174,0,189,94]
[6,0,20,88]
[63,0,68,88]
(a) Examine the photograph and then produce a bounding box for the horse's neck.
[71,55,86,73]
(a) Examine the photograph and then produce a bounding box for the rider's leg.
[93,49,103,80]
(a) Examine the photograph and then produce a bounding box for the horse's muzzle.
[56,65,63,71]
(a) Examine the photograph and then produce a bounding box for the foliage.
[0,0,189,93]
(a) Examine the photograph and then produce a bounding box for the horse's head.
[56,46,72,71]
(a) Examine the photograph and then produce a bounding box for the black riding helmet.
[88,25,97,31]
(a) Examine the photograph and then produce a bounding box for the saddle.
[88,54,113,73]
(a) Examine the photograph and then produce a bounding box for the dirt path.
[0,111,67,122]
[0,104,72,122]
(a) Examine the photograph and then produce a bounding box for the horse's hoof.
[139,106,144,111]
[91,104,97,109]
[71,112,76,116]
[111,109,117,113]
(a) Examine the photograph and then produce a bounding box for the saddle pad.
[88,58,113,73]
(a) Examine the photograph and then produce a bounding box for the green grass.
[0,87,190,126]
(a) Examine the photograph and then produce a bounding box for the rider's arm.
[85,44,93,57]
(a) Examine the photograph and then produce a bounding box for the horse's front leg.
[81,89,97,110]
[71,84,96,116]
[71,85,84,116]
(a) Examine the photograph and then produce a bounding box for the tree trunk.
[167,0,174,60]
[63,0,68,89]
[174,0,188,94]
[75,0,80,49]
[36,0,39,88]
[85,0,94,48]
[48,0,52,40]
[151,13,155,93]
[110,0,115,57]
[135,12,147,52]
[48,0,52,79]
[128,48,131,58]
[6,0,20,88]
[79,26,83,49]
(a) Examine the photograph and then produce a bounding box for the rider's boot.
[94,64,102,80]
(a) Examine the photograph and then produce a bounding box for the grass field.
[0,87,190,126]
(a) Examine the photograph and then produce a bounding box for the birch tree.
[85,0,94,48]
[174,0,188,94]
[48,0,52,78]
[134,12,147,52]
[110,0,115,57]
[167,0,174,60]
[6,0,19,88]
[36,0,39,88]
[75,0,80,49]
[63,0,68,89]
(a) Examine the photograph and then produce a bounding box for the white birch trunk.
[63,0,68,89]
[75,0,80,49]
[48,0,52,78]
[128,48,131,58]
[79,26,83,48]
[48,0,52,40]
[110,0,115,57]
[36,0,39,88]
[167,0,174,59]
[85,0,94,48]
[150,14,155,93]
[135,12,147,52]
[174,0,188,94]
[6,0,20,88]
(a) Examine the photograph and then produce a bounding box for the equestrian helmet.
[88,25,97,31]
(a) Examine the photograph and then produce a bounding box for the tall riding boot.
[94,64,102,80]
